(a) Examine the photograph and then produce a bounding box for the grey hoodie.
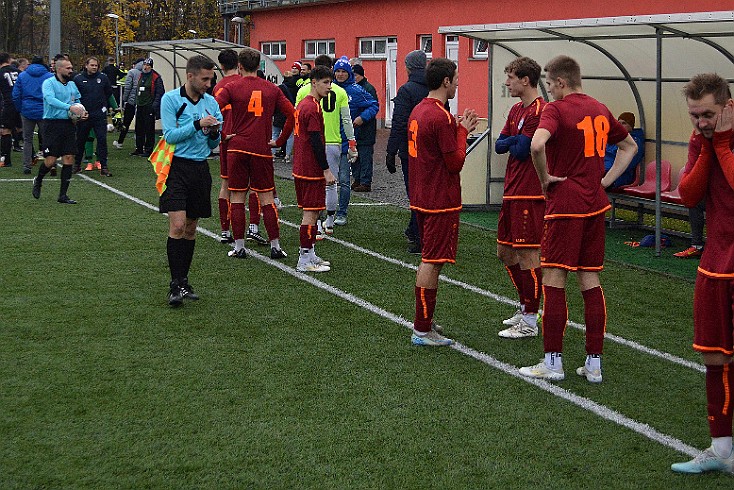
[122,61,144,105]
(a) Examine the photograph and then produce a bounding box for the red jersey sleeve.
[538,102,560,137]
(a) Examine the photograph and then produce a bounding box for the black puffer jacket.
[386,68,428,160]
[273,75,298,128]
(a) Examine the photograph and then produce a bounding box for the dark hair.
[684,73,732,106]
[186,55,215,74]
[303,62,312,71]
[314,55,334,68]
[310,65,333,81]
[505,57,541,88]
[53,53,67,61]
[238,47,260,72]
[0,53,11,65]
[218,49,238,71]
[425,58,456,91]
[544,55,582,89]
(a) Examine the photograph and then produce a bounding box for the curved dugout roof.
[439,10,734,254]
[120,38,284,88]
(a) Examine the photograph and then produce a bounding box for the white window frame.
[419,35,433,59]
[359,37,389,60]
[473,39,489,59]
[304,39,335,59]
[260,41,287,60]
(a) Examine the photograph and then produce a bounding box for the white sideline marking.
[278,218,706,373]
[0,178,35,182]
[82,175,702,457]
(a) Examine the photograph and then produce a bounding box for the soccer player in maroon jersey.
[215,47,294,260]
[211,49,240,244]
[292,66,337,272]
[519,55,637,381]
[408,58,478,347]
[671,74,734,474]
[495,57,547,339]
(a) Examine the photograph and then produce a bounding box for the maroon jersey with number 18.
[408,98,462,213]
[537,93,627,219]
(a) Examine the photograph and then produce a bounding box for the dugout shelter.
[441,10,734,255]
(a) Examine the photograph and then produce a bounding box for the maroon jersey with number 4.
[292,95,325,179]
[408,98,462,213]
[537,93,627,219]
[501,97,546,199]
[215,76,293,158]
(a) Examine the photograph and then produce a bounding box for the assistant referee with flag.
[158,55,222,307]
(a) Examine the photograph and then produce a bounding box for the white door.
[385,42,398,128]
[445,36,459,116]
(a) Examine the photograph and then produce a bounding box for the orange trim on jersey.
[541,262,577,271]
[497,239,514,246]
[228,148,274,159]
[503,195,545,200]
[292,172,326,181]
[578,265,604,271]
[409,204,463,214]
[300,206,326,212]
[512,243,541,249]
[530,268,539,299]
[544,205,611,220]
[693,343,734,356]
[431,99,452,124]
[219,174,228,180]
[697,267,734,279]
[422,258,456,264]
[532,97,542,116]
[228,186,250,192]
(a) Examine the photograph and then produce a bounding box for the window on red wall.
[473,39,489,59]
[305,39,335,59]
[261,41,287,60]
[419,35,433,59]
[359,37,389,60]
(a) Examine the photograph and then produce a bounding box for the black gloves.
[386,153,397,174]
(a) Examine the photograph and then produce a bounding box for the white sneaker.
[519,360,565,381]
[313,255,331,267]
[503,309,523,326]
[274,197,283,210]
[297,258,330,272]
[498,319,538,339]
[671,446,734,474]
[576,364,603,383]
[411,330,453,347]
[334,215,347,226]
[113,141,123,149]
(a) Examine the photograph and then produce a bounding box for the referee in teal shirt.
[159,55,223,307]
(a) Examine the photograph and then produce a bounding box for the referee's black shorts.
[159,156,212,219]
[41,119,77,157]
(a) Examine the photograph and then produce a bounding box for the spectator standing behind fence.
[114,59,143,150]
[73,57,117,176]
[386,50,429,255]
[132,58,164,157]
[12,55,53,174]
[350,63,378,193]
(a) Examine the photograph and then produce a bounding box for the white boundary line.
[79,174,700,458]
[277,218,705,373]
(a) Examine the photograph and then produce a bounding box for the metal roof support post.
[655,28,663,257]
[486,43,494,207]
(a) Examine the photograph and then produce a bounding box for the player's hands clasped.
[458,108,479,133]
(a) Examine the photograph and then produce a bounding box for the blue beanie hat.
[333,56,353,76]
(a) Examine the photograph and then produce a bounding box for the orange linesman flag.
[148,137,176,195]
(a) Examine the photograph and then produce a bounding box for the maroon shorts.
[540,213,605,271]
[227,151,275,192]
[497,199,544,248]
[295,177,326,211]
[417,211,460,264]
[219,139,229,179]
[694,274,734,355]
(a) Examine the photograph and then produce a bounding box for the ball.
[107,123,115,132]
[68,104,86,122]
